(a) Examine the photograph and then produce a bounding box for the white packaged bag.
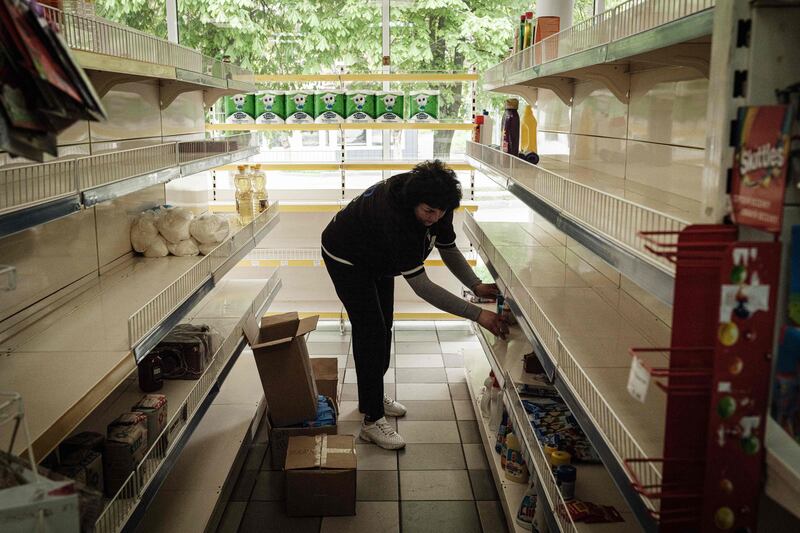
[167,238,200,257]
[190,213,230,244]
[157,207,194,244]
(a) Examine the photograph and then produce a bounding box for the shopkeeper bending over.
[321,160,509,450]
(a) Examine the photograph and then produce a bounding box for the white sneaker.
[359,417,406,450]
[383,393,407,417]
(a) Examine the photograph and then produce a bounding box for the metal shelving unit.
[464,213,664,533]
[0,134,258,239]
[92,273,281,533]
[40,6,256,106]
[466,141,683,306]
[255,72,479,83]
[0,204,279,460]
[214,160,473,172]
[241,246,476,268]
[484,0,714,105]
[207,122,475,132]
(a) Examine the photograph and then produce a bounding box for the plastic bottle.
[234,165,254,225]
[517,14,526,54]
[488,377,503,432]
[520,104,538,155]
[501,99,520,156]
[505,429,529,483]
[473,115,484,143]
[480,372,494,416]
[516,479,538,531]
[251,164,268,213]
[481,110,494,145]
[523,12,534,49]
[500,417,511,469]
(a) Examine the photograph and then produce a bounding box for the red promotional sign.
[731,105,791,233]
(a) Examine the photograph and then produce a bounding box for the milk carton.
[345,91,376,123]
[314,91,346,124]
[409,90,439,122]
[223,93,256,124]
[285,91,314,124]
[375,91,405,122]
[255,91,286,124]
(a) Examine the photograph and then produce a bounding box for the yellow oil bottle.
[234,165,255,225]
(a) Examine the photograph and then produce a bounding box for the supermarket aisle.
[215,320,508,533]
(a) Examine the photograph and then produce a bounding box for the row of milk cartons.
[223,90,440,125]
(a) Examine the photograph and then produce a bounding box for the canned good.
[556,464,577,500]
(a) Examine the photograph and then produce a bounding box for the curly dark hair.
[388,159,462,211]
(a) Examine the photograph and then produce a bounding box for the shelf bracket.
[86,71,142,99]
[524,77,574,106]
[575,64,630,104]
[202,87,238,109]
[634,44,711,79]
[503,85,539,107]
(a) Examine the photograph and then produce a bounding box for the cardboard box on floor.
[311,357,338,404]
[285,434,356,517]
[269,396,338,469]
[245,312,319,427]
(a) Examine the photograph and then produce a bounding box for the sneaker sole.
[358,429,406,450]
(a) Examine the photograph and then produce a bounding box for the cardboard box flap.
[285,434,356,471]
[259,312,319,340]
[311,358,338,381]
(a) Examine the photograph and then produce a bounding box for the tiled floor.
[216,320,508,533]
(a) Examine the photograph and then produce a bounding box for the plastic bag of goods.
[167,238,200,257]
[198,242,221,256]
[130,209,160,253]
[144,235,169,258]
[190,212,230,244]
[157,207,194,244]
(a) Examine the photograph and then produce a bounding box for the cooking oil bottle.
[234,165,254,225]
[251,164,268,213]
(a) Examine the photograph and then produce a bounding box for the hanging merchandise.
[345,90,376,123]
[234,165,255,225]
[314,90,346,124]
[516,479,539,531]
[408,90,439,123]
[223,93,255,124]
[0,0,106,161]
[501,99,520,156]
[285,91,314,124]
[251,164,269,213]
[505,428,529,483]
[375,91,405,122]
[255,90,286,124]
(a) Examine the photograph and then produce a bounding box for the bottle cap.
[253,164,262,170]
[526,11,533,19]
[520,14,526,20]
[483,110,489,115]
[475,115,484,124]
[237,165,246,171]
[550,450,571,466]
[505,98,519,109]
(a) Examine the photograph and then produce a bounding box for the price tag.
[627,355,650,403]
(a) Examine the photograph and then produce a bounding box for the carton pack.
[223,94,255,124]
[255,91,286,124]
[104,423,147,496]
[246,312,320,427]
[285,91,314,124]
[269,396,338,468]
[133,394,168,449]
[314,91,345,123]
[534,16,561,64]
[408,90,439,123]
[285,434,357,517]
[56,450,104,493]
[311,357,339,403]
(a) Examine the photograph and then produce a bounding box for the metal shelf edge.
[82,167,180,207]
[0,195,82,239]
[175,68,227,89]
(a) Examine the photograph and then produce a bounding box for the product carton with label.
[245,311,320,427]
[285,434,357,517]
[311,357,339,404]
[133,394,168,449]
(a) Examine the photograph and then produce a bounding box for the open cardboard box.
[245,312,320,427]
[311,357,339,405]
[270,396,338,469]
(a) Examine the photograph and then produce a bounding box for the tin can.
[556,464,577,500]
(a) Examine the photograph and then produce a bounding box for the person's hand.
[477,310,509,339]
[473,283,500,299]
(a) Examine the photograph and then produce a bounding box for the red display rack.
[625,225,781,532]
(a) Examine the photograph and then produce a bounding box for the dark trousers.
[323,254,393,421]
